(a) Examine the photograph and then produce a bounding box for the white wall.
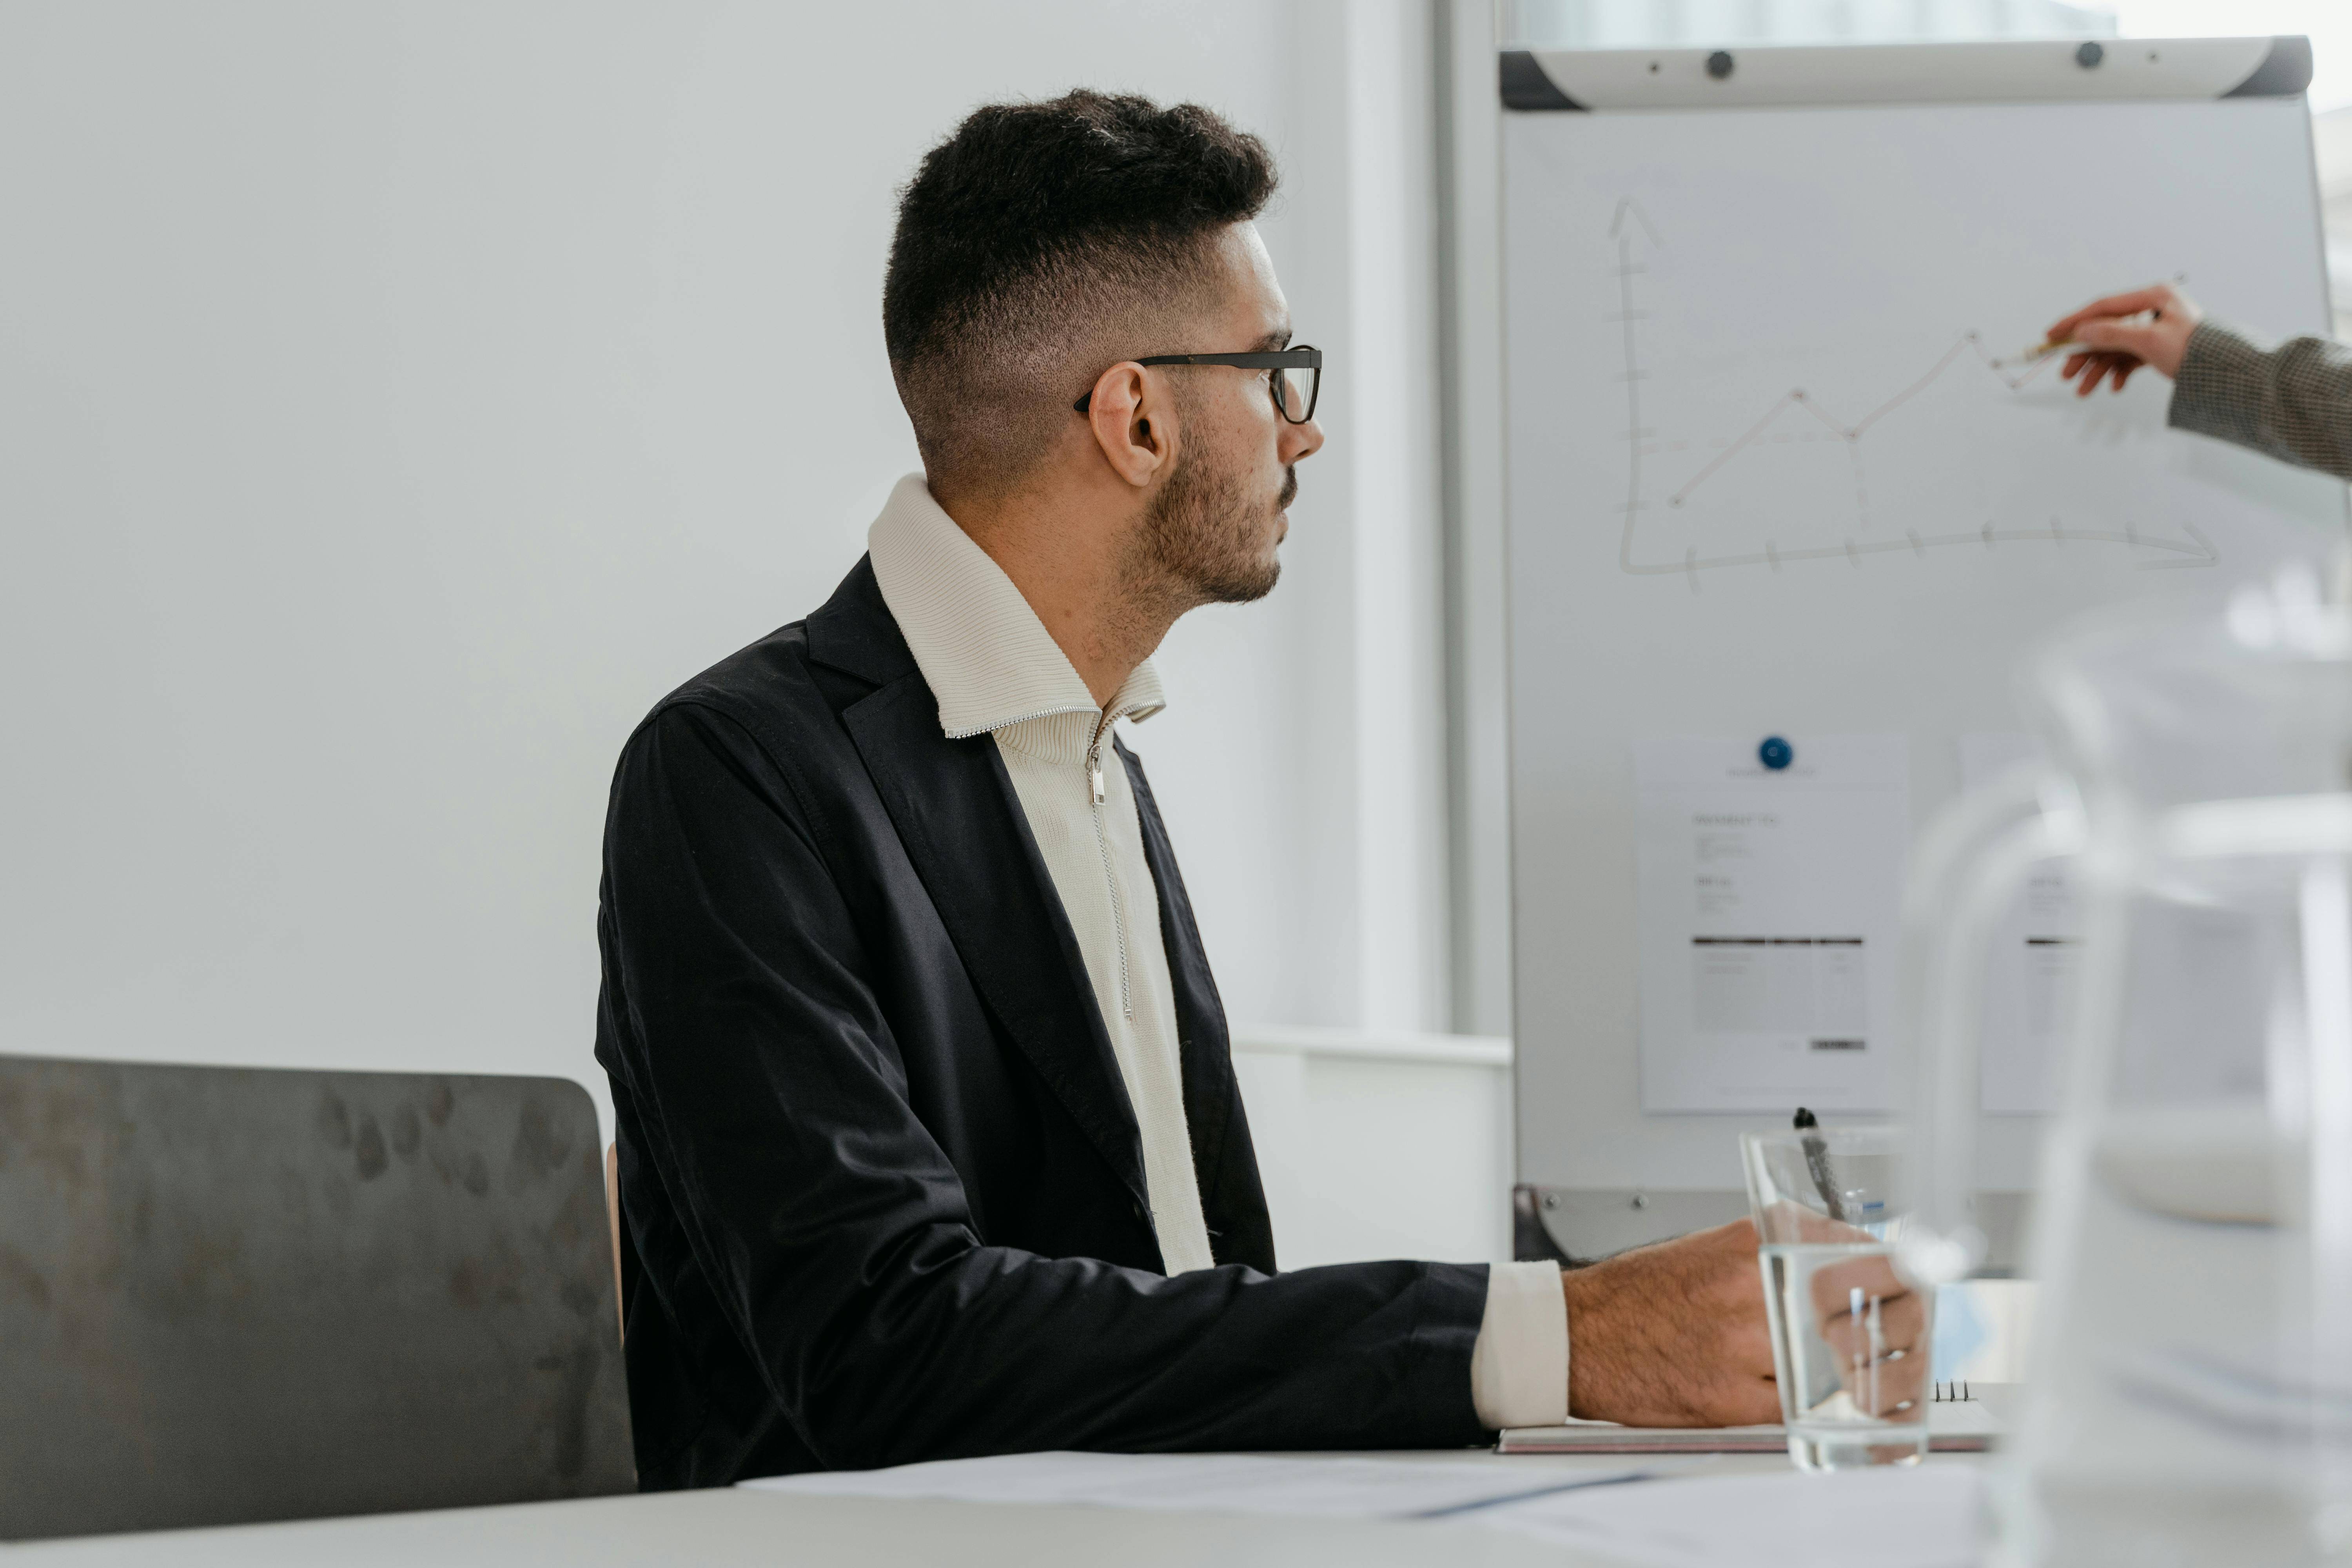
[0,4,1458,1157]
[1232,1027,1513,1265]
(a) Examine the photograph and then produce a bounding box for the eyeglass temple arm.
[1074,348,1319,416]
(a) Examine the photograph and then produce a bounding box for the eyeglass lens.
[1273,363,1317,423]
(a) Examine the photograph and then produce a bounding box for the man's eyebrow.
[1253,327,1292,351]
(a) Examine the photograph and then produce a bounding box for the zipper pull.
[1089,759,1105,805]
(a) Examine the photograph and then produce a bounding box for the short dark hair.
[883,90,1278,495]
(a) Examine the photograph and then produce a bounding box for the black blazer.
[593,559,1491,1487]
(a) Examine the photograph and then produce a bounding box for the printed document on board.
[1634,735,1909,1113]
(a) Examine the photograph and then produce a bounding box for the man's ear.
[1083,363,1175,489]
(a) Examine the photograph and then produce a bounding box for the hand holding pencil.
[2040,281,2204,396]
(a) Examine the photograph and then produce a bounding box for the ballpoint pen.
[1793,1107,1847,1223]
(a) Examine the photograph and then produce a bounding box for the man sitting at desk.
[594,90,1854,1486]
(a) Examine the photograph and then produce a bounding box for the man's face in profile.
[1135,223,1322,606]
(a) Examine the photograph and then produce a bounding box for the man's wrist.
[1559,1262,1592,1418]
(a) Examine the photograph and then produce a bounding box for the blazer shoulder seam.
[646,677,850,871]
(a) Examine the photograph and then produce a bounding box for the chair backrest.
[0,1054,635,1539]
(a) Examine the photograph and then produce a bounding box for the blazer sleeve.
[2169,318,2352,482]
[597,701,1492,1470]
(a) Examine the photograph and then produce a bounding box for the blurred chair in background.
[0,1056,634,1541]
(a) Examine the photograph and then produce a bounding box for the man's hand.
[1558,1219,1779,1427]
[2047,281,2203,396]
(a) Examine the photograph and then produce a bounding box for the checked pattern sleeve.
[2169,318,2352,482]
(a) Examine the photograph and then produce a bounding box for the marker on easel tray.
[1759,735,1793,770]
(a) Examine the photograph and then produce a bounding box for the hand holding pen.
[1789,1109,1925,1417]
[2033,281,2204,396]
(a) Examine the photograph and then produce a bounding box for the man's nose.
[1281,416,1325,464]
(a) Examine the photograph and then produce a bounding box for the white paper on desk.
[745,1450,1651,1521]
[1483,1463,1982,1568]
[1957,733,2078,1115]
[1634,735,1909,1112]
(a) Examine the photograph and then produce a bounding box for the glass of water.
[1740,1124,1935,1471]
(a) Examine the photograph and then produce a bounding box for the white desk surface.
[4,1449,1835,1567]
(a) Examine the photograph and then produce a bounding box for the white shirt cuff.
[1468,1260,1569,1429]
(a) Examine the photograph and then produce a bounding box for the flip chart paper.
[1634,735,1909,1112]
[1502,89,2334,1194]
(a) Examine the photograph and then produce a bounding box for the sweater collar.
[866,474,1165,739]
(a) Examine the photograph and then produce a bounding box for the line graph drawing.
[1606,197,2218,583]
[1664,332,2044,520]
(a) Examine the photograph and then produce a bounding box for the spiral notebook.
[1497,1382,2011,1455]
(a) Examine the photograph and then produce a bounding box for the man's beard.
[1135,447,1293,607]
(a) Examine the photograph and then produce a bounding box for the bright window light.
[2079,4,2352,111]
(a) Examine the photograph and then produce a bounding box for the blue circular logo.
[1759,736,1793,770]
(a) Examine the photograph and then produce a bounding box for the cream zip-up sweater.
[866,475,1567,1428]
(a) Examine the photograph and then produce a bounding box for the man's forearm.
[2169,318,2352,482]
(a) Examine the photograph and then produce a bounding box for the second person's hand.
[2047,281,2203,396]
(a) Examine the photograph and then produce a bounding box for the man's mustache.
[1277,466,1298,510]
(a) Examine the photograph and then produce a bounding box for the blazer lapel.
[1118,738,1275,1272]
[815,565,1149,1207]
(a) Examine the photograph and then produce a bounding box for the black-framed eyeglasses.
[1073,345,1322,425]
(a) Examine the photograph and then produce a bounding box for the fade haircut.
[884,90,1278,496]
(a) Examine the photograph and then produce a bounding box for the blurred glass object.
[1744,1125,1937,1470]
[1904,559,2352,1566]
